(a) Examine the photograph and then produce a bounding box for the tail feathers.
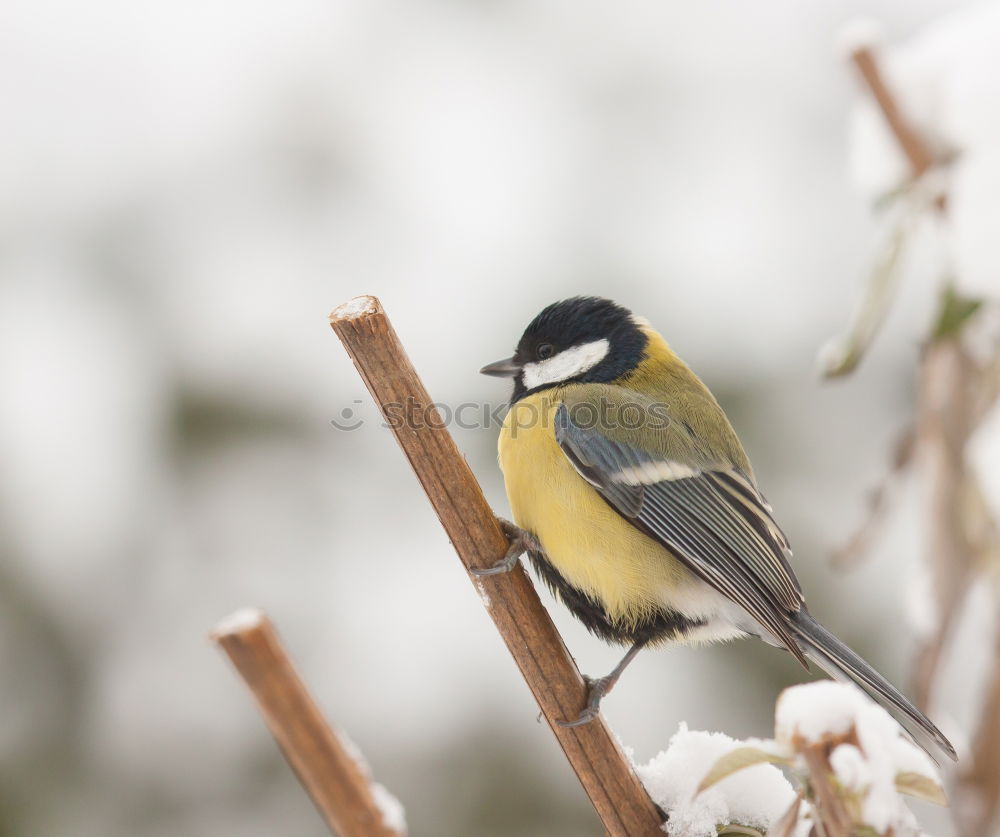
[791,611,957,763]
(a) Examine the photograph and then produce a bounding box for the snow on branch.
[820,7,1000,833]
[634,681,946,837]
[211,609,407,837]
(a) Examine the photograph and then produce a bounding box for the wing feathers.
[685,478,801,606]
[554,402,807,666]
[640,488,806,663]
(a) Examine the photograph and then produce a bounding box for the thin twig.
[801,744,852,837]
[328,295,664,836]
[212,608,406,837]
[849,46,934,178]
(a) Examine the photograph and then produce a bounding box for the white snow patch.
[853,708,930,833]
[776,680,869,744]
[212,607,265,636]
[331,295,379,321]
[335,726,371,774]
[475,580,492,609]
[371,782,408,834]
[830,743,872,791]
[629,682,944,837]
[635,723,800,837]
[336,727,407,833]
[777,682,941,834]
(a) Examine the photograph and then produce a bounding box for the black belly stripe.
[526,550,705,646]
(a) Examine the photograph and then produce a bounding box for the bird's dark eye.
[536,343,554,360]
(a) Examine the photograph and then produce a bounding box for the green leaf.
[932,284,982,340]
[696,747,789,795]
[895,771,948,806]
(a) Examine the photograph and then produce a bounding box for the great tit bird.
[479,296,955,762]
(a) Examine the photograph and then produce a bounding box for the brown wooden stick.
[800,744,852,837]
[212,608,406,837]
[850,46,935,178]
[329,295,664,836]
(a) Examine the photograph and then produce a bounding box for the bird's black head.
[481,296,649,402]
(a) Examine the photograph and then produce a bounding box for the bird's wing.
[553,395,807,666]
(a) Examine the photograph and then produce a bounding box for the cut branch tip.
[210,607,267,641]
[330,295,382,324]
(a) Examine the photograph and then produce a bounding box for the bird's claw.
[557,675,612,728]
[471,519,540,577]
[470,553,520,577]
[557,707,600,728]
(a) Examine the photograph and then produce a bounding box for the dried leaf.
[895,771,947,806]
[820,209,910,378]
[696,747,789,795]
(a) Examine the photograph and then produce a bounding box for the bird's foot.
[557,675,614,728]
[471,519,540,577]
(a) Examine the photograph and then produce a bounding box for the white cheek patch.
[521,339,610,389]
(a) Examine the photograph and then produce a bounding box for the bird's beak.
[479,357,522,378]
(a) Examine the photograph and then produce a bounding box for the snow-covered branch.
[211,608,407,837]
[633,681,946,837]
[822,6,1000,834]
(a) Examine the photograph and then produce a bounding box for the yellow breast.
[498,388,689,629]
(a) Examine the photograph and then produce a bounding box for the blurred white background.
[0,1,983,834]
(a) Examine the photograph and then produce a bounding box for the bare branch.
[328,295,664,836]
[800,743,852,837]
[212,608,406,837]
[849,46,934,178]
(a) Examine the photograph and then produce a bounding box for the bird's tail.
[790,610,956,763]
